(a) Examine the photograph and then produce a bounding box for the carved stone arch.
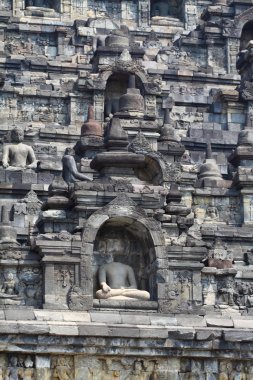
[101,67,147,118]
[100,69,148,89]
[235,7,253,29]
[224,8,253,39]
[81,193,166,303]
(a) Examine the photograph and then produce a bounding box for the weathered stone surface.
[0,0,253,373]
[206,318,234,328]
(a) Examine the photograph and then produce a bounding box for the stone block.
[5,170,22,184]
[34,310,65,321]
[168,329,195,340]
[0,169,6,182]
[195,330,222,340]
[49,322,79,336]
[139,326,169,338]
[62,312,91,323]
[150,315,177,326]
[0,310,5,320]
[108,326,140,338]
[22,171,37,184]
[79,324,109,336]
[90,312,122,324]
[120,314,150,325]
[37,172,55,184]
[18,322,50,334]
[233,319,253,329]
[177,316,206,327]
[0,322,19,333]
[5,309,35,320]
[223,330,253,342]
[205,317,233,328]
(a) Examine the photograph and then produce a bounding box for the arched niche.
[93,216,156,299]
[82,194,166,303]
[240,20,253,50]
[150,0,184,21]
[104,72,144,118]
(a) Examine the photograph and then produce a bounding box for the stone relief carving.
[55,265,74,306]
[202,274,217,306]
[217,276,237,308]
[18,267,42,307]
[207,238,233,269]
[4,355,35,377]
[0,270,23,306]
[16,97,68,125]
[0,266,42,307]
[5,32,57,57]
[0,355,252,378]
[99,49,145,75]
[67,285,90,310]
[157,47,198,68]
[234,281,253,309]
[51,356,74,380]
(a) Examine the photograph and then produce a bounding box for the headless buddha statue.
[96,261,150,301]
[2,127,37,170]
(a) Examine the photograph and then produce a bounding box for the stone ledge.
[1,310,253,329]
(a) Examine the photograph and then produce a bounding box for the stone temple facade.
[1,0,253,378]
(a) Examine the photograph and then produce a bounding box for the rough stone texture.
[0,0,253,376]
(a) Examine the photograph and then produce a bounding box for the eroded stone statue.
[26,0,54,9]
[62,148,92,182]
[151,1,170,17]
[2,127,37,170]
[96,261,150,301]
[0,272,23,305]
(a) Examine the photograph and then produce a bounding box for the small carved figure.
[96,260,150,301]
[246,365,253,379]
[217,278,236,307]
[219,362,229,380]
[0,272,23,306]
[52,357,73,380]
[1,272,17,295]
[125,361,147,380]
[62,148,92,183]
[202,276,216,306]
[234,363,246,380]
[2,127,37,170]
[4,356,19,380]
[205,206,219,221]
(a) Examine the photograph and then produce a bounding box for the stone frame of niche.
[223,7,253,39]
[91,67,160,122]
[13,0,62,17]
[81,198,166,310]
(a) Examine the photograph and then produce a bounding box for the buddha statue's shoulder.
[105,262,131,270]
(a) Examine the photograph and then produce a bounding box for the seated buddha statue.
[151,1,170,17]
[2,127,37,170]
[25,0,56,14]
[96,261,150,301]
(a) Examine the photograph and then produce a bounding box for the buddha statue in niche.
[96,255,150,301]
[151,1,170,17]
[26,0,52,7]
[25,0,56,14]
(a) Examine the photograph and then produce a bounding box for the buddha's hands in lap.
[101,282,111,293]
